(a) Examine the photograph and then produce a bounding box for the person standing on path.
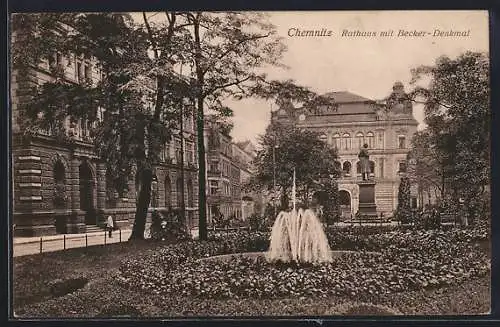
[107,215,114,238]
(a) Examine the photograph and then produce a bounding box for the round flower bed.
[118,227,489,302]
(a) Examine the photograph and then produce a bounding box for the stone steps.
[85,225,105,233]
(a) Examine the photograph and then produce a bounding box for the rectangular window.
[185,142,194,165]
[76,62,83,82]
[209,180,219,195]
[398,136,406,149]
[56,53,63,66]
[378,133,384,149]
[49,52,63,69]
[209,160,219,173]
[175,139,182,163]
[399,161,407,173]
[411,197,418,208]
[84,64,91,80]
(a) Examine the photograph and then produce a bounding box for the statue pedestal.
[357,180,378,220]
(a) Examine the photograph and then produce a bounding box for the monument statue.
[358,143,370,181]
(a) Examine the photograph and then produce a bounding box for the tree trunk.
[192,13,208,241]
[130,168,153,240]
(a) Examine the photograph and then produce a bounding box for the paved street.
[13,226,200,257]
[13,229,133,257]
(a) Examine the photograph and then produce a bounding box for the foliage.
[13,13,337,241]
[414,206,442,230]
[248,214,270,231]
[13,225,490,317]
[319,179,340,224]
[396,176,411,223]
[252,122,340,209]
[149,209,190,242]
[409,52,490,221]
[118,226,489,301]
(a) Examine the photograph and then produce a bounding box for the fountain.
[266,168,333,264]
[266,208,333,263]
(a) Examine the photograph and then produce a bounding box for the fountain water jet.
[266,208,332,263]
[266,168,333,264]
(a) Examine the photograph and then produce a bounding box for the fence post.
[63,234,66,250]
[39,237,42,254]
[119,229,122,243]
[85,234,88,248]
[104,230,107,245]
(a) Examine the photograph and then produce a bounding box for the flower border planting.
[118,226,490,301]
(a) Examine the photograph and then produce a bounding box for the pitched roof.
[334,103,377,115]
[319,91,377,115]
[322,91,373,104]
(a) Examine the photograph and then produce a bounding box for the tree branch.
[204,75,252,97]
[203,32,272,75]
[143,12,158,60]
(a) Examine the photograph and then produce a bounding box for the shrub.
[248,214,269,231]
[118,225,490,301]
[150,209,190,242]
[395,177,411,223]
[322,180,341,224]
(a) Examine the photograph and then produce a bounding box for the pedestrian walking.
[107,215,114,238]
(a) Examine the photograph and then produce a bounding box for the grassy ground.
[12,240,490,318]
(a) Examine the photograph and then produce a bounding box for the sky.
[134,11,489,144]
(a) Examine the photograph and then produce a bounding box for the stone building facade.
[232,141,259,220]
[204,121,257,225]
[11,31,199,236]
[271,82,419,219]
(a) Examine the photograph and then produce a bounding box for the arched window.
[342,161,352,176]
[333,133,341,149]
[355,132,364,149]
[342,133,351,150]
[366,132,375,148]
[164,175,171,208]
[54,161,65,183]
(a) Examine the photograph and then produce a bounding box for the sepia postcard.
[9,10,491,318]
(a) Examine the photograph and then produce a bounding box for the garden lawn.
[13,227,491,317]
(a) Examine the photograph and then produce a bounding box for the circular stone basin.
[199,250,381,262]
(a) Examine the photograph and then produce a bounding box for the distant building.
[204,120,257,224]
[271,82,419,219]
[11,21,199,236]
[232,141,260,220]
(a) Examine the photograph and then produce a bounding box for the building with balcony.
[204,120,257,224]
[11,21,199,236]
[271,82,418,219]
